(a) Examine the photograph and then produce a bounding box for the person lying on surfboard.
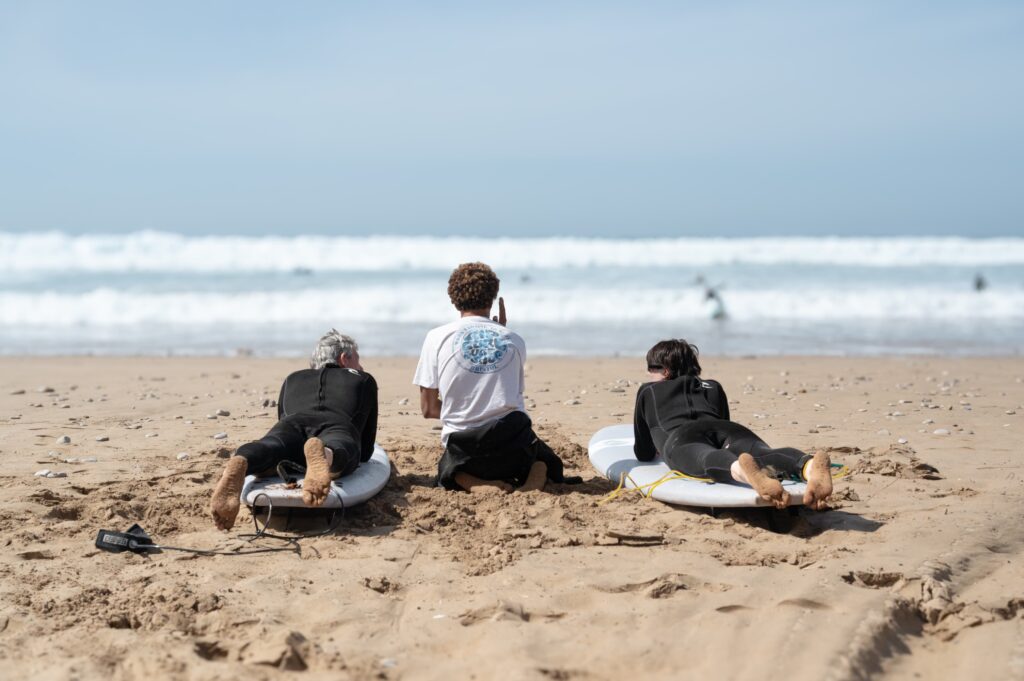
[414,262,581,493]
[633,339,833,510]
[210,330,378,530]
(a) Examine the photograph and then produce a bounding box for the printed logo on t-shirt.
[453,325,514,374]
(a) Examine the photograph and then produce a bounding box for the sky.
[1,1,1022,238]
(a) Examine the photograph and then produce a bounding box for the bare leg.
[210,456,248,530]
[302,437,332,506]
[733,453,789,509]
[516,461,548,493]
[454,472,513,494]
[802,450,833,511]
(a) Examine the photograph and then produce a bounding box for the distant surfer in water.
[209,330,378,530]
[693,275,727,320]
[632,339,833,509]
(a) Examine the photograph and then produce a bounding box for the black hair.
[645,339,702,379]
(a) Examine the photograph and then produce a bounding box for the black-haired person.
[413,262,579,494]
[633,339,833,509]
[209,330,378,530]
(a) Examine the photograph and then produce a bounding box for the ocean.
[1,231,1022,357]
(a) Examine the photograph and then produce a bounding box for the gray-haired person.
[210,330,378,530]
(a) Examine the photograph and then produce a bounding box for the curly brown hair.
[447,262,500,312]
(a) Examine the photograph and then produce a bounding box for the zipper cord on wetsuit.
[317,367,328,411]
[685,375,696,419]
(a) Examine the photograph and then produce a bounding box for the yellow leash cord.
[599,463,849,505]
[598,469,714,505]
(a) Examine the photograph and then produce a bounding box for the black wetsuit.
[436,411,581,490]
[236,365,378,478]
[633,376,810,483]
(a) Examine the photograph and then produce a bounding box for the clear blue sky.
[1,1,1022,237]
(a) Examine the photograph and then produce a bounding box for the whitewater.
[1,232,1021,356]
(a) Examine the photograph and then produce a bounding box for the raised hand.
[492,297,507,326]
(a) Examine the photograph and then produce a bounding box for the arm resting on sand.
[633,388,657,461]
[419,387,441,419]
[360,375,379,461]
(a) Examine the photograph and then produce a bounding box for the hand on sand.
[492,297,506,326]
[737,453,790,509]
[803,450,834,511]
[210,456,247,530]
[302,438,333,506]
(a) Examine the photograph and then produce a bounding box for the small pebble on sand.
[397,398,409,406]
[34,469,67,478]
[9,389,25,395]
[564,399,581,406]
[95,436,109,442]
[145,433,158,438]
[216,409,230,416]
[56,435,70,444]
[933,429,950,435]
[898,438,908,444]
[176,452,190,460]
[206,414,218,419]
[213,432,228,440]
[37,386,55,393]
[922,419,934,424]
[1007,410,1016,415]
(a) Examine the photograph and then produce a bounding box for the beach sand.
[1,356,1022,680]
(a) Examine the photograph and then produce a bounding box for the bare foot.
[302,437,332,506]
[211,456,248,530]
[737,453,790,509]
[803,450,833,511]
[516,461,548,493]
[454,472,513,494]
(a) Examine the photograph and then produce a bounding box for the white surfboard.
[240,444,391,509]
[589,425,807,508]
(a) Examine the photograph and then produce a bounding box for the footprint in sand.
[458,600,565,626]
[596,573,730,599]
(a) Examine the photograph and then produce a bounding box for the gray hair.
[310,329,358,370]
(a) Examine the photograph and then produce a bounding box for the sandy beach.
[1,355,1022,680]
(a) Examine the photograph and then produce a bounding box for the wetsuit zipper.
[317,368,327,411]
[685,377,694,419]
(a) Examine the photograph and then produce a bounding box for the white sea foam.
[3,231,1024,272]
[2,285,1020,327]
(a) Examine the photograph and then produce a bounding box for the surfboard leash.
[94,487,348,557]
[599,464,848,505]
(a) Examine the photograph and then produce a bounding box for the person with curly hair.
[413,262,580,493]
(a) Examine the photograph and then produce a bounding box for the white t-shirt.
[413,316,527,444]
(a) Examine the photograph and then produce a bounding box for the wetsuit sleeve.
[633,387,657,461]
[714,381,730,421]
[359,374,379,462]
[277,376,288,420]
